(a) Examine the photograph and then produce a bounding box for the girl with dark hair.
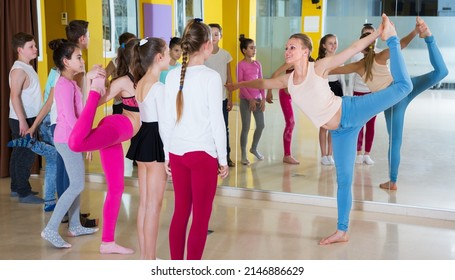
[41,40,100,249]
[66,38,140,254]
[237,37,266,165]
[162,19,229,260]
[160,37,182,83]
[126,37,169,259]
[228,14,413,245]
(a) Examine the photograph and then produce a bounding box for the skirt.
[126,122,165,162]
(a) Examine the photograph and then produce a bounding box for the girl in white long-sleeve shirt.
[162,19,229,260]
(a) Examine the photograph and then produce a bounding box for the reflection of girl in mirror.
[41,40,101,249]
[127,37,169,260]
[332,17,448,191]
[317,34,345,166]
[266,63,300,164]
[227,14,412,245]
[237,37,266,165]
[380,19,447,191]
[162,19,229,260]
[67,38,141,255]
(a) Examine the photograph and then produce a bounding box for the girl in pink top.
[237,37,265,165]
[41,41,102,249]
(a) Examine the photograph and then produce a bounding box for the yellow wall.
[204,0,223,44]
[301,0,324,59]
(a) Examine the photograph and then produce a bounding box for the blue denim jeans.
[33,115,57,206]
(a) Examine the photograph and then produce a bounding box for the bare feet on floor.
[100,242,135,254]
[319,230,349,245]
[283,155,300,165]
[379,181,397,191]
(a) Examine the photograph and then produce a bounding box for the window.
[174,0,204,37]
[102,0,138,57]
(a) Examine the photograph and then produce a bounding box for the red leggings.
[168,151,218,260]
[279,89,295,156]
[354,91,376,153]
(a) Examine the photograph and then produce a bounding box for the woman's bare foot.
[416,17,432,38]
[379,181,397,191]
[283,155,300,164]
[319,230,349,245]
[381,14,397,41]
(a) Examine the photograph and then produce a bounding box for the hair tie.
[179,85,183,91]
[139,38,148,47]
[194,18,203,23]
[120,43,125,49]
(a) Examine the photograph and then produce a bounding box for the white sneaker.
[363,155,375,165]
[355,155,364,164]
[321,156,331,165]
[328,155,335,165]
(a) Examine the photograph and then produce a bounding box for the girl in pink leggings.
[266,63,299,164]
[68,38,140,255]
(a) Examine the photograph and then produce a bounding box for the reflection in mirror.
[222,0,455,212]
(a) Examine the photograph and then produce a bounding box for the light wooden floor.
[1,175,455,260]
[1,89,455,260]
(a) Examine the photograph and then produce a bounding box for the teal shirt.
[160,62,181,84]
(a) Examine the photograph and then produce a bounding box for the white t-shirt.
[9,61,42,119]
[163,65,227,166]
[204,48,232,100]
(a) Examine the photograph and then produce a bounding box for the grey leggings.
[240,98,265,157]
[45,143,85,231]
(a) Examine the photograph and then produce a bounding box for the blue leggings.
[330,36,413,232]
[384,36,448,183]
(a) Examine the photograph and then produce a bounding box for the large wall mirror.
[87,0,454,213]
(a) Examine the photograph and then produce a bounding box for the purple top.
[237,60,265,100]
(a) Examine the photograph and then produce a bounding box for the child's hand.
[164,160,171,176]
[86,65,105,80]
[226,99,233,112]
[259,99,266,112]
[218,165,229,179]
[266,90,273,104]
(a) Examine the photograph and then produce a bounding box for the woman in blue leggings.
[380,24,448,191]
[228,14,413,245]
